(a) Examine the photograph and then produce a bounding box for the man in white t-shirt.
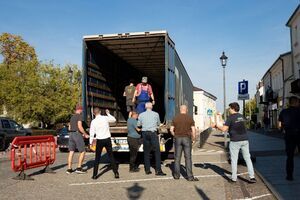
[89,107,119,179]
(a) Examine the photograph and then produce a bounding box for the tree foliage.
[245,98,257,117]
[0,33,37,66]
[0,33,81,128]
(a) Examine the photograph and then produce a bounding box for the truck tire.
[0,137,5,151]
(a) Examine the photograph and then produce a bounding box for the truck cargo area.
[83,32,169,124]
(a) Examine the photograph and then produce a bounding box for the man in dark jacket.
[278,96,300,181]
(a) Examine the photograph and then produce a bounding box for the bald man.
[137,102,166,176]
[170,105,198,181]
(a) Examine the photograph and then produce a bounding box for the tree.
[245,98,257,118]
[0,33,37,67]
[0,33,82,128]
[32,63,81,127]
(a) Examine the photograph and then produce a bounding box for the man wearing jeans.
[212,102,256,183]
[170,105,198,181]
[137,102,166,176]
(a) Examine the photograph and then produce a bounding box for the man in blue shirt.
[137,102,166,176]
[127,111,141,172]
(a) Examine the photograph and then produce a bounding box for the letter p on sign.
[238,80,248,95]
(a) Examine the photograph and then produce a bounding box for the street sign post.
[238,80,249,100]
[238,80,249,117]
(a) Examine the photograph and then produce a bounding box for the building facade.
[256,52,292,129]
[193,87,217,133]
[286,5,300,97]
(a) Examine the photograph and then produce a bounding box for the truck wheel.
[0,137,5,151]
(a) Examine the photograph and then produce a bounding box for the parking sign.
[238,80,249,100]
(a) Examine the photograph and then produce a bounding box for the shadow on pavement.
[195,186,210,200]
[126,182,145,200]
[93,164,115,179]
[194,163,253,184]
[165,162,188,179]
[194,163,231,182]
[28,163,67,177]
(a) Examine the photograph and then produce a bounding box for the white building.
[193,87,217,133]
[256,52,292,128]
[286,5,300,96]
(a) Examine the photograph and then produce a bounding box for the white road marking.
[233,193,272,200]
[69,172,248,186]
[206,150,216,153]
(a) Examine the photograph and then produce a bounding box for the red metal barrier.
[10,135,56,180]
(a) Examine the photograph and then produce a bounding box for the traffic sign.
[238,80,249,100]
[207,109,213,117]
[238,80,248,94]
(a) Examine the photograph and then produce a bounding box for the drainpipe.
[289,27,295,78]
[279,57,285,108]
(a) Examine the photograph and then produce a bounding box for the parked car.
[57,126,90,152]
[0,117,32,151]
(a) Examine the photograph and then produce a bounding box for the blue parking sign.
[238,80,248,94]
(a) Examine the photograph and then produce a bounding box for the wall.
[193,90,217,132]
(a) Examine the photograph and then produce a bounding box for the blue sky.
[0,0,299,111]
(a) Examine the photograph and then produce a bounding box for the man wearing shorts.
[66,105,89,174]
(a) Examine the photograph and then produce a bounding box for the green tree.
[0,33,37,67]
[32,63,81,127]
[0,33,82,128]
[245,98,257,118]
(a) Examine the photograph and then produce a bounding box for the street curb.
[254,167,282,200]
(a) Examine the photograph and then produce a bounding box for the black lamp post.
[220,51,228,120]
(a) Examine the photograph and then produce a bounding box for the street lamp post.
[220,51,228,149]
[220,51,228,121]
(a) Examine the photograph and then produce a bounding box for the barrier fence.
[10,135,56,180]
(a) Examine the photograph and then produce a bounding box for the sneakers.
[173,173,180,180]
[129,168,140,173]
[66,168,73,174]
[229,179,237,183]
[155,171,167,176]
[249,178,257,184]
[75,167,87,174]
[114,172,120,179]
[145,170,152,175]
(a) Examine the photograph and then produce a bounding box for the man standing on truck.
[89,107,119,180]
[137,102,166,176]
[170,105,199,181]
[66,105,89,174]
[123,79,136,118]
[133,77,155,114]
[127,111,141,172]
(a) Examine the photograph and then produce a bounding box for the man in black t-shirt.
[278,96,300,181]
[212,102,256,183]
[66,105,89,174]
